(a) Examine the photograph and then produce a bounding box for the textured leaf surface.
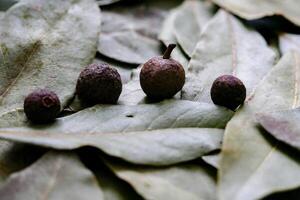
[280,33,300,54]
[0,141,44,186]
[79,149,145,200]
[0,151,103,200]
[19,100,234,131]
[257,109,300,151]
[202,152,220,169]
[211,0,300,26]
[0,128,224,166]
[0,100,233,165]
[98,31,161,65]
[173,0,214,57]
[159,8,189,67]
[182,10,276,103]
[104,158,217,200]
[118,78,146,106]
[0,0,100,120]
[98,5,165,64]
[219,52,300,200]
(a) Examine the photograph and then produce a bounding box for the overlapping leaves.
[1,0,300,199]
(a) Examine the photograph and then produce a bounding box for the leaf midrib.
[0,0,79,105]
[228,52,300,200]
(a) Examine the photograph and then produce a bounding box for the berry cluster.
[24,44,246,124]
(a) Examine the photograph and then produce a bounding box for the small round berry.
[76,63,122,105]
[24,89,61,123]
[210,75,246,110]
[140,44,185,100]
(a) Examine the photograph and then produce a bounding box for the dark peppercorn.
[210,75,246,110]
[24,89,61,123]
[76,63,122,105]
[140,44,185,100]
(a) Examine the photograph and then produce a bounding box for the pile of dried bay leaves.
[1,0,300,199]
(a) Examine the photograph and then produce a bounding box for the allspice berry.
[24,89,61,123]
[76,63,122,105]
[140,44,185,100]
[210,75,246,110]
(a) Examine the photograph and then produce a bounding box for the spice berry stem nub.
[163,44,176,59]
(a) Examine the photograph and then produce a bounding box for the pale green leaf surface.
[98,6,166,64]
[98,31,161,65]
[219,52,300,200]
[257,109,300,151]
[118,79,146,106]
[0,100,233,165]
[0,0,101,119]
[182,10,276,103]
[173,0,214,57]
[0,151,103,200]
[79,150,144,200]
[159,8,189,67]
[211,0,300,26]
[0,128,224,166]
[93,165,144,200]
[52,100,234,132]
[0,141,44,185]
[202,152,220,169]
[104,158,217,200]
[279,33,300,55]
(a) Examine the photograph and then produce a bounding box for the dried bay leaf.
[0,100,233,165]
[258,109,300,151]
[173,0,214,57]
[182,10,276,103]
[0,128,224,166]
[0,0,101,120]
[118,78,146,105]
[202,152,220,169]
[280,33,300,54]
[159,8,189,67]
[0,141,45,186]
[0,0,101,189]
[219,52,300,200]
[98,31,162,65]
[34,100,234,131]
[79,148,144,200]
[98,5,166,64]
[0,151,104,200]
[103,158,217,200]
[211,0,300,27]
